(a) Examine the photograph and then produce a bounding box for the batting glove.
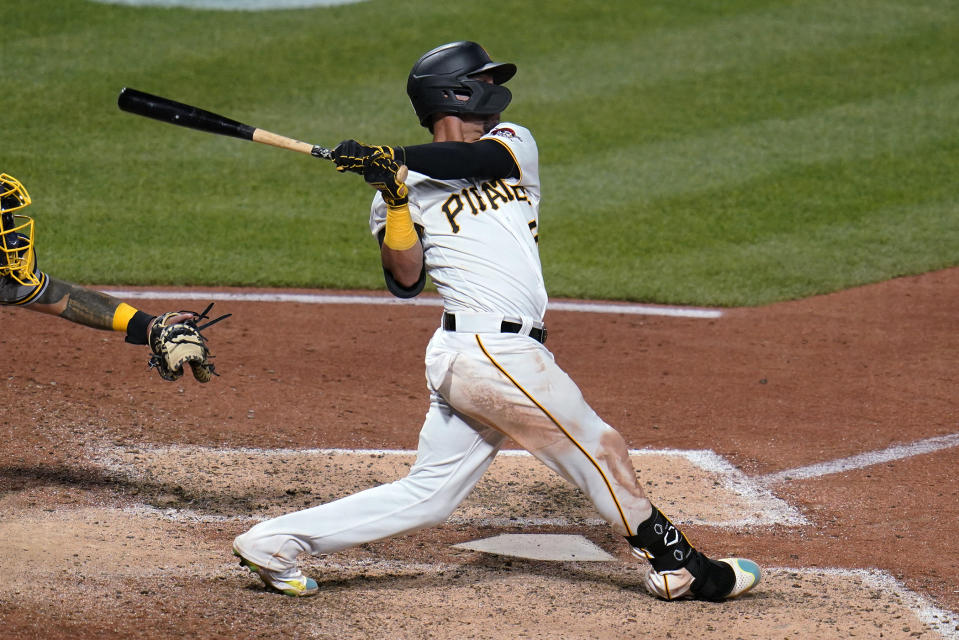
[332,140,398,175]
[364,151,408,206]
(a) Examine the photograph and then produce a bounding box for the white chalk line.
[93,444,802,527]
[629,447,806,526]
[99,289,723,319]
[788,567,959,640]
[760,432,959,485]
[99,434,959,527]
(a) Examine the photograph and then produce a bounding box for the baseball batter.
[233,41,761,601]
[0,172,224,381]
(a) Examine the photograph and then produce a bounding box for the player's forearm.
[381,244,424,289]
[30,278,118,328]
[29,277,154,342]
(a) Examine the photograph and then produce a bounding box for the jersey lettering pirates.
[369,123,547,321]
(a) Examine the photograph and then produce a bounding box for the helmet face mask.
[407,41,516,128]
[0,173,40,286]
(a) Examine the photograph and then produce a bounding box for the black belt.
[442,312,547,344]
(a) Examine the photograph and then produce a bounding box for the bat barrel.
[118,87,255,141]
[117,87,334,161]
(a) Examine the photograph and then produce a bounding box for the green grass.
[3,0,957,305]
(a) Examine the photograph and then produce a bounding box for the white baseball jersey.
[369,123,548,321]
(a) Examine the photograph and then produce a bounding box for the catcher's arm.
[25,277,229,382]
[28,277,157,342]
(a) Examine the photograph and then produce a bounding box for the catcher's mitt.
[148,302,230,383]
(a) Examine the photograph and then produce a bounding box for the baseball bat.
[118,88,408,181]
[118,87,334,160]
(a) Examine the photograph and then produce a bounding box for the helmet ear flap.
[460,81,511,116]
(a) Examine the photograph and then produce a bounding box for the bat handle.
[311,146,333,160]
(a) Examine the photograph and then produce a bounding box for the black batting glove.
[364,151,408,206]
[332,140,398,175]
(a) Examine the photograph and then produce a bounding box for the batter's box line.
[88,442,806,528]
[758,432,959,485]
[302,556,959,633]
[255,553,959,636]
[628,448,808,527]
[300,559,959,638]
[778,567,959,640]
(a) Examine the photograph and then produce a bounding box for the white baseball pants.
[234,326,652,572]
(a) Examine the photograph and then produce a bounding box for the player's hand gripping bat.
[117,88,408,181]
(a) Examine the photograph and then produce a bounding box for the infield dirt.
[1,268,956,639]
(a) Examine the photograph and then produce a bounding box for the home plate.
[453,534,615,561]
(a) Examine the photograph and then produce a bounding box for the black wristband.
[125,310,155,345]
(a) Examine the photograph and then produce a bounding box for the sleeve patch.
[489,127,521,142]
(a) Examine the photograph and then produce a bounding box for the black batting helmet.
[406,41,516,128]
